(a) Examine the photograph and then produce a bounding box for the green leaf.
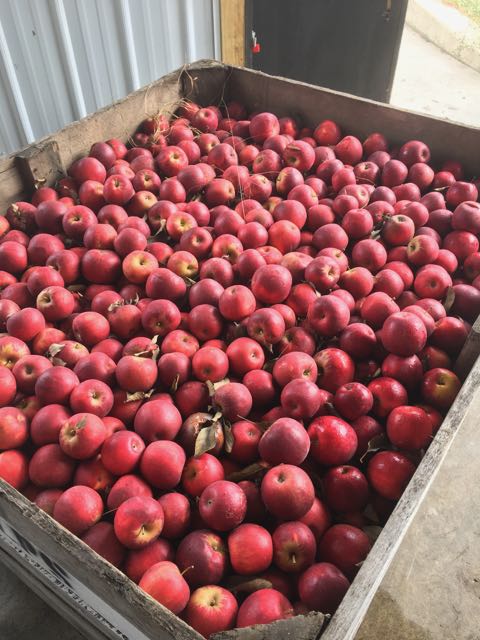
[194,424,218,457]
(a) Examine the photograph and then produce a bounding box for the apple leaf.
[47,343,65,358]
[363,525,383,545]
[194,424,218,457]
[225,576,273,594]
[443,286,455,312]
[223,420,234,453]
[107,300,125,312]
[67,284,86,294]
[206,378,230,397]
[226,462,270,483]
[125,293,140,306]
[76,416,87,430]
[359,433,390,463]
[324,402,342,418]
[125,389,154,403]
[51,357,67,367]
[170,373,180,393]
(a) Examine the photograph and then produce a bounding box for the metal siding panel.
[0,0,219,154]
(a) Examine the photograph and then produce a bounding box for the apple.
[199,480,247,531]
[81,521,125,568]
[53,485,103,535]
[106,475,152,510]
[367,450,416,500]
[299,562,349,614]
[139,561,190,614]
[261,464,315,520]
[184,585,238,637]
[59,412,106,460]
[181,453,225,498]
[421,367,461,411]
[0,407,29,450]
[176,529,227,587]
[236,589,293,628]
[318,524,371,579]
[272,521,317,573]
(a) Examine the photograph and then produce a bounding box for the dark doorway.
[245,0,408,102]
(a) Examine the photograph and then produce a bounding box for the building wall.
[0,0,220,154]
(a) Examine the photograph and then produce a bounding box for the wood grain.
[220,0,245,66]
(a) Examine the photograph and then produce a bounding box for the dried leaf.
[226,462,270,483]
[224,576,273,594]
[223,420,234,453]
[170,373,180,393]
[206,380,216,397]
[125,293,140,306]
[206,378,230,397]
[125,389,154,403]
[47,343,65,358]
[67,284,86,293]
[108,300,124,312]
[359,433,389,463]
[443,286,455,313]
[149,219,166,238]
[262,358,277,373]
[51,357,67,367]
[194,424,218,457]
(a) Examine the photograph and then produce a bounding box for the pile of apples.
[0,99,479,638]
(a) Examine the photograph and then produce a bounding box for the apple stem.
[181,565,194,576]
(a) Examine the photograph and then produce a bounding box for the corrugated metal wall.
[0,0,221,155]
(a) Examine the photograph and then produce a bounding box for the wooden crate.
[0,60,479,640]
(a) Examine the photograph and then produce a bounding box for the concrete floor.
[391,25,480,128]
[0,564,84,640]
[1,26,479,640]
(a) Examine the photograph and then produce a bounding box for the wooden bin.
[0,60,480,640]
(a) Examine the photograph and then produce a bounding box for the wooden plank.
[213,612,325,639]
[220,1,245,66]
